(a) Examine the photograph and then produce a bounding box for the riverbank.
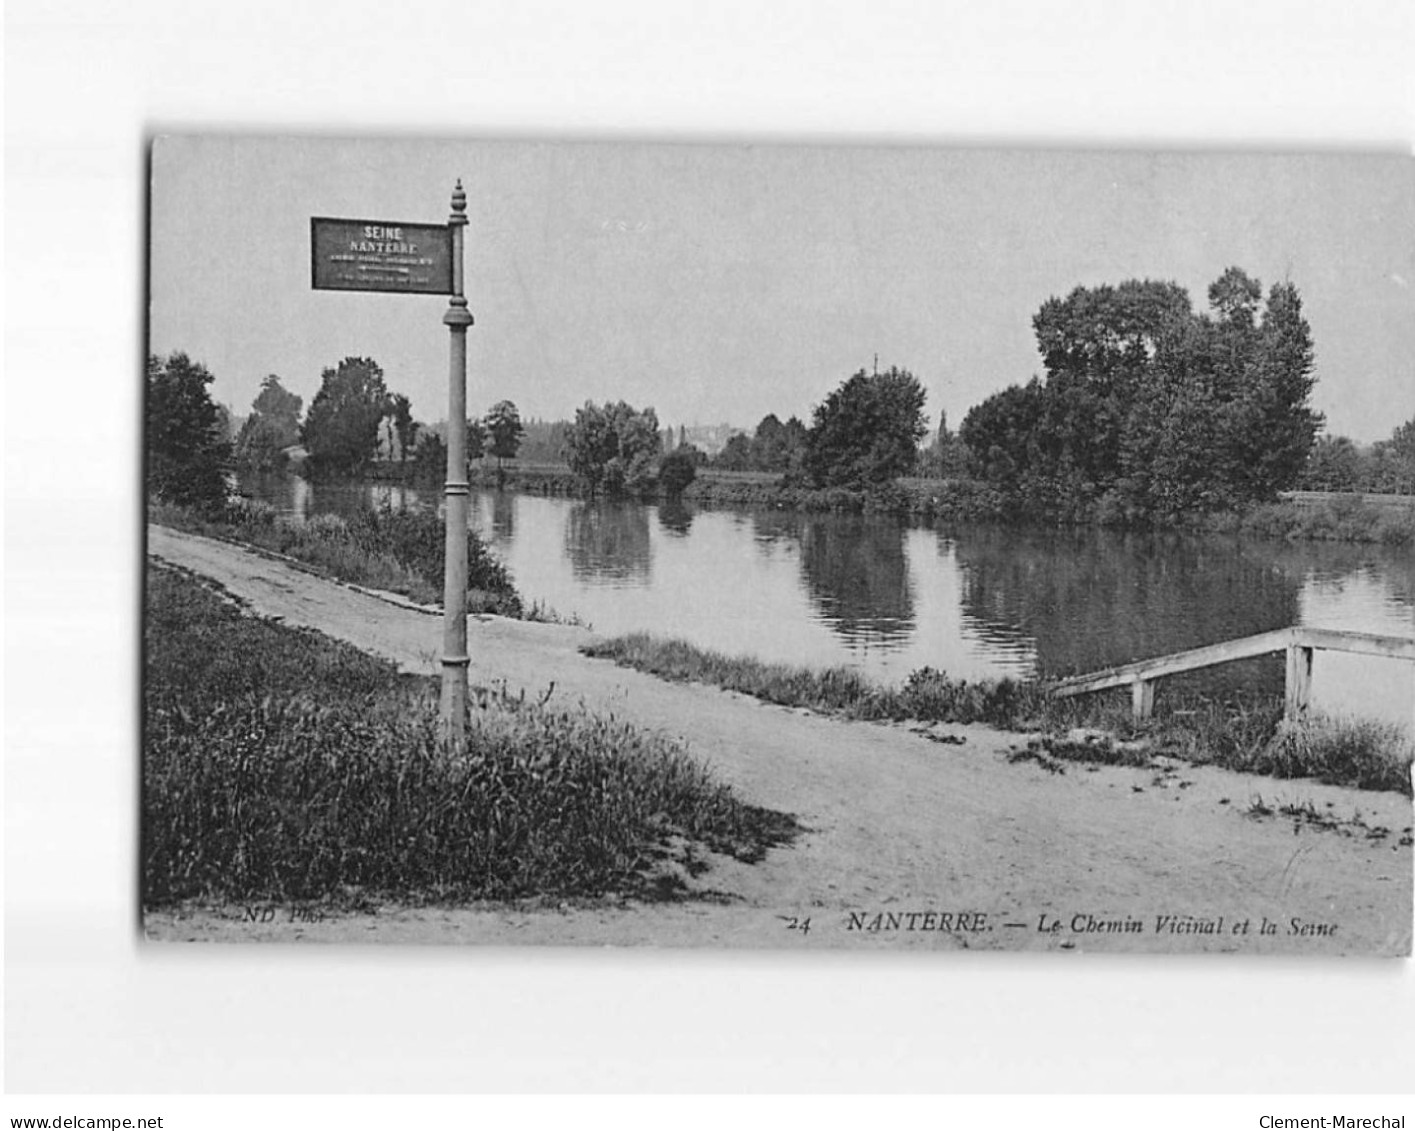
[144,525,1412,952]
[583,634,1415,796]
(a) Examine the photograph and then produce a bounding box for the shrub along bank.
[582,634,1414,796]
[143,564,799,907]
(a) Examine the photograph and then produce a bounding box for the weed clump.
[1257,716,1413,794]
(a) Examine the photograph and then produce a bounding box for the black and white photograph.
[140,135,1414,955]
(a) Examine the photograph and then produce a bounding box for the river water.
[239,473,1415,729]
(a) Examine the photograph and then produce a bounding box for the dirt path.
[143,525,1413,954]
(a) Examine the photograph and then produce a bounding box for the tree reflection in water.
[781,512,916,650]
[952,527,1305,678]
[564,500,653,585]
[489,489,515,541]
[657,499,694,537]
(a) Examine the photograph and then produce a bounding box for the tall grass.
[143,565,797,907]
[582,633,1049,727]
[151,498,524,615]
[582,633,1414,795]
[1253,715,1415,793]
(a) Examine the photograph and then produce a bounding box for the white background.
[6,0,1414,1096]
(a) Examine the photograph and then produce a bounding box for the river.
[238,473,1415,729]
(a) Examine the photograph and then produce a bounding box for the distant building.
[677,423,748,457]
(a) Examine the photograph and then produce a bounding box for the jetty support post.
[440,180,474,752]
[1130,677,1155,722]
[1284,641,1313,721]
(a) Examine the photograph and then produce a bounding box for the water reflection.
[657,500,694,536]
[489,490,516,540]
[230,471,1412,724]
[952,527,1304,677]
[564,501,653,585]
[748,507,802,548]
[794,514,916,648]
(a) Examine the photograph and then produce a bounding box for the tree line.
[146,352,529,511]
[148,264,1413,520]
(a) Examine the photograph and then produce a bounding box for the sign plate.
[311,217,453,294]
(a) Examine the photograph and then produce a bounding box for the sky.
[149,136,1413,443]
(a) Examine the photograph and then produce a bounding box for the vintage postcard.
[142,135,1414,953]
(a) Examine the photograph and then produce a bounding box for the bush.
[657,449,698,497]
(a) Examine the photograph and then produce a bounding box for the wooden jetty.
[1051,627,1415,722]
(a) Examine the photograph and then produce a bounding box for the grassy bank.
[582,633,1414,795]
[150,498,526,616]
[143,564,798,907]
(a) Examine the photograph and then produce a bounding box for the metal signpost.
[312,182,473,752]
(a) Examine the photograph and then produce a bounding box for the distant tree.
[235,374,303,470]
[657,447,698,497]
[753,413,809,473]
[714,433,755,472]
[920,409,969,479]
[387,394,419,465]
[465,418,487,463]
[146,352,231,512]
[412,431,446,485]
[301,357,389,478]
[1367,416,1415,493]
[252,374,303,436]
[484,400,524,470]
[563,400,662,496]
[803,367,928,488]
[1300,435,1362,492]
[517,419,572,463]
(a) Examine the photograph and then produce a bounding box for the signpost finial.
[450,179,468,226]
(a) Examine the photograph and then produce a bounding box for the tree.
[387,394,419,465]
[484,400,524,470]
[301,357,389,478]
[714,433,755,472]
[1367,416,1415,493]
[1230,280,1321,499]
[803,367,928,488]
[234,374,303,470]
[753,413,809,473]
[146,352,231,511]
[657,448,698,497]
[465,418,487,463]
[1301,435,1362,492]
[563,400,662,496]
[963,268,1323,519]
[920,408,969,479]
[412,431,446,485]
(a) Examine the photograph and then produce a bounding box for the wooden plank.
[1293,627,1415,661]
[1052,626,1415,703]
[1052,629,1295,697]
